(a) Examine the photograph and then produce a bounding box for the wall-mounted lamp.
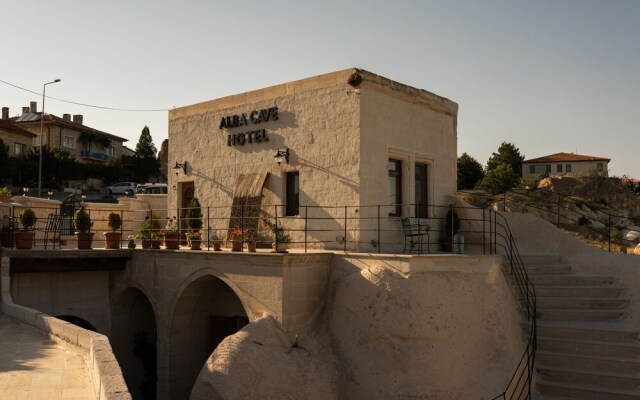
[47,191,53,200]
[274,148,289,165]
[22,187,29,196]
[173,161,188,174]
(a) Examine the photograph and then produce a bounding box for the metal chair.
[41,213,63,249]
[400,217,430,254]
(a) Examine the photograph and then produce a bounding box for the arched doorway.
[111,287,158,400]
[56,315,97,332]
[169,275,248,400]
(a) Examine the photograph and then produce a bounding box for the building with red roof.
[522,152,610,179]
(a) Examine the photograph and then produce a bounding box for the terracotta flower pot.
[104,231,121,249]
[273,242,288,253]
[247,242,256,252]
[141,239,151,249]
[231,240,243,252]
[14,231,35,250]
[213,243,221,251]
[164,233,180,249]
[151,239,161,249]
[190,239,201,250]
[76,232,95,250]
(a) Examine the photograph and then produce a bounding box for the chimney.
[73,114,83,125]
[1,107,8,120]
[30,101,37,113]
[22,106,29,115]
[63,114,71,122]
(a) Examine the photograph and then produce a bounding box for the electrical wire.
[0,78,169,112]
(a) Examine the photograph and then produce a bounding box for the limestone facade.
[169,68,458,252]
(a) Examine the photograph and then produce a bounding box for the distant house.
[7,102,127,164]
[0,107,37,157]
[522,152,610,179]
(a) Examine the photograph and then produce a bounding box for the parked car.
[135,183,168,195]
[105,182,137,196]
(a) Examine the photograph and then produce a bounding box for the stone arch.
[56,315,97,332]
[111,286,158,400]
[168,274,249,400]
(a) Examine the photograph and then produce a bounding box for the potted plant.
[186,231,202,250]
[127,235,136,249]
[163,216,180,249]
[185,198,203,244]
[0,215,17,248]
[247,230,257,252]
[136,214,163,249]
[104,212,122,249]
[442,205,460,252]
[211,232,223,251]
[15,209,37,249]
[0,187,12,203]
[262,217,291,253]
[229,226,248,252]
[74,207,94,249]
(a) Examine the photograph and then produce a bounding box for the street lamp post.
[38,79,61,197]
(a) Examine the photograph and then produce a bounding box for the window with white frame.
[106,146,115,157]
[14,143,25,156]
[63,135,76,149]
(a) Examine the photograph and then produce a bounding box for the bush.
[18,209,37,230]
[577,216,590,226]
[478,163,519,194]
[185,198,203,230]
[107,212,122,231]
[445,207,460,236]
[74,207,92,233]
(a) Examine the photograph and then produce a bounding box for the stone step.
[536,308,626,322]
[537,350,640,374]
[520,254,563,265]
[529,275,616,286]
[523,320,640,342]
[537,378,640,400]
[525,264,573,275]
[535,286,625,298]
[535,297,629,310]
[538,336,640,358]
[537,364,640,391]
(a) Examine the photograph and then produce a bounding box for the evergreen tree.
[457,153,485,190]
[486,142,525,177]
[133,126,159,182]
[478,163,519,194]
[135,126,157,158]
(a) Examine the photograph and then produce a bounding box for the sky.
[1,0,638,177]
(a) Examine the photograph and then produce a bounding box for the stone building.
[0,107,36,157]
[169,68,458,251]
[7,102,127,164]
[522,152,610,179]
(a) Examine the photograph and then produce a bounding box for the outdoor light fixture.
[47,191,53,200]
[38,78,61,198]
[173,161,188,174]
[23,187,29,196]
[274,148,289,165]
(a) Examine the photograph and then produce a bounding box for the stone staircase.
[519,254,640,400]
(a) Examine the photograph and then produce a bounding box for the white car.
[135,183,168,195]
[105,182,137,196]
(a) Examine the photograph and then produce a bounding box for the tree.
[478,163,519,194]
[487,142,525,177]
[133,126,159,182]
[457,153,484,190]
[135,126,157,158]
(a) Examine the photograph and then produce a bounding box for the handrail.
[1,199,537,399]
[459,189,640,252]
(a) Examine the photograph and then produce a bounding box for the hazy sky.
[1,1,638,177]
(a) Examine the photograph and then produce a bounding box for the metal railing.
[460,188,640,252]
[0,200,536,399]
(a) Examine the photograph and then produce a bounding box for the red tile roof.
[523,152,610,163]
[0,119,37,137]
[10,113,127,143]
